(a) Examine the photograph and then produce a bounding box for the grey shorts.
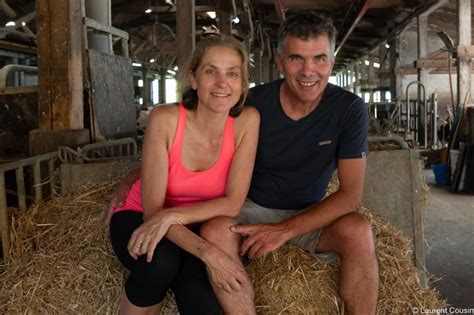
[236,199,339,262]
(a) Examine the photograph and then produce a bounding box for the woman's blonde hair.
[178,34,249,117]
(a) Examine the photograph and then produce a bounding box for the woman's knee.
[130,239,181,285]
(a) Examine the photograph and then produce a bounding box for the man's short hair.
[277,11,337,60]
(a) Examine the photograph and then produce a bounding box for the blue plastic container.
[432,163,451,186]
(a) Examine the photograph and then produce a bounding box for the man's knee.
[200,216,237,243]
[330,212,376,254]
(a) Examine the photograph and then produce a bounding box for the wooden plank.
[48,158,56,199]
[36,0,52,130]
[113,4,214,14]
[217,0,232,36]
[32,161,42,202]
[0,173,9,260]
[84,17,129,40]
[451,144,467,193]
[15,167,27,211]
[363,149,426,286]
[415,58,455,69]
[0,86,38,95]
[464,144,474,194]
[88,50,136,140]
[37,0,84,131]
[409,149,426,287]
[176,0,195,71]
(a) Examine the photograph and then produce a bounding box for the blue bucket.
[432,163,451,186]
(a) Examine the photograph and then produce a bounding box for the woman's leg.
[170,250,221,315]
[110,211,182,314]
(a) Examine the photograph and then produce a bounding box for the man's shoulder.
[325,83,362,104]
[247,79,282,105]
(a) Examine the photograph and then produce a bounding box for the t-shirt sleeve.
[337,97,368,159]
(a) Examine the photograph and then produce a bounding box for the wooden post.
[142,67,148,107]
[176,0,195,72]
[217,0,232,36]
[417,14,429,148]
[457,0,472,110]
[0,173,9,259]
[37,0,84,130]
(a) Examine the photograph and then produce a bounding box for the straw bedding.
[0,177,446,314]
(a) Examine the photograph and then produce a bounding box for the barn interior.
[0,0,473,312]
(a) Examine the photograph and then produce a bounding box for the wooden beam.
[37,0,83,130]
[84,16,129,39]
[0,85,38,94]
[0,41,36,54]
[415,58,455,69]
[457,44,474,58]
[176,0,195,71]
[217,0,232,36]
[113,4,214,14]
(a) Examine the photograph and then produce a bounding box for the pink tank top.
[114,104,235,213]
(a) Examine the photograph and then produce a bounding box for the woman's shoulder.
[149,103,180,123]
[234,105,260,125]
[233,105,260,140]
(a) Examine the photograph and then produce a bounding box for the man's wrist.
[279,219,298,241]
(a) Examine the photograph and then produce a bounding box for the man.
[109,11,378,315]
[199,11,378,315]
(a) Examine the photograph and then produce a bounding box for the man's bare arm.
[232,157,367,258]
[106,168,141,225]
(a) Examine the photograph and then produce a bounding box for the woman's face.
[190,46,244,114]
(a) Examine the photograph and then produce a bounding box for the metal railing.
[1,138,139,259]
[0,152,59,259]
[58,138,138,163]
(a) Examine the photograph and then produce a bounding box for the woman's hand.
[127,210,183,262]
[202,245,247,293]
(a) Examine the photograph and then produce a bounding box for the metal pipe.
[368,135,409,149]
[405,80,426,146]
[15,167,27,211]
[84,0,110,54]
[431,93,438,149]
[335,0,373,56]
[33,161,42,202]
[0,64,37,87]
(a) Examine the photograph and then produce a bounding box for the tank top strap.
[221,115,235,155]
[168,103,187,159]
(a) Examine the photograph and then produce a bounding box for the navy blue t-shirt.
[247,79,368,210]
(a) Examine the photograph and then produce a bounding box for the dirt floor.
[424,169,474,308]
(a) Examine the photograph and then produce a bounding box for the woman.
[109,35,259,314]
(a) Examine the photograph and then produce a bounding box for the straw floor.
[0,176,446,314]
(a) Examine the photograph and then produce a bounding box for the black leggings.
[109,210,220,314]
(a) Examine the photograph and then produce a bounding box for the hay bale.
[247,207,447,314]
[0,178,446,314]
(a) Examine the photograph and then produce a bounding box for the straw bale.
[245,207,447,314]
[0,175,445,314]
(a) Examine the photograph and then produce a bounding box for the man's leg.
[315,212,379,315]
[200,216,256,315]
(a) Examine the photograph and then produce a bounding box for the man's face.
[277,35,334,106]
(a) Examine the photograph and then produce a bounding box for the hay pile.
[246,207,447,314]
[0,178,446,314]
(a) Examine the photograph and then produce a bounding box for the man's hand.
[230,223,291,258]
[203,245,247,294]
[106,181,132,225]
